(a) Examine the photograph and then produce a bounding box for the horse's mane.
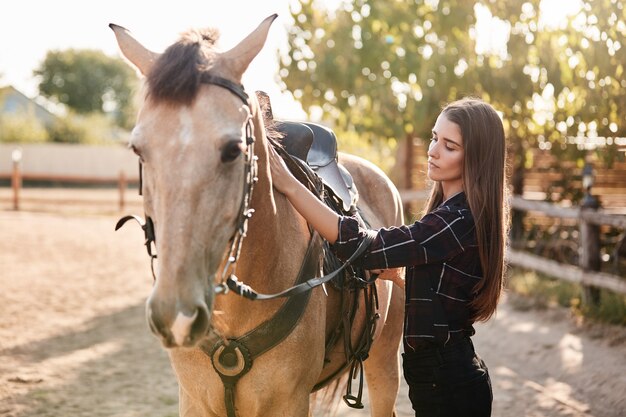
[147,28,220,104]
[146,30,279,142]
[256,90,282,144]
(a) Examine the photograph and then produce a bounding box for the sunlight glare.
[559,334,583,372]
[539,0,583,30]
[473,4,511,59]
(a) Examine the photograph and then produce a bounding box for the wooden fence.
[1,143,141,211]
[5,167,138,212]
[399,190,626,302]
[507,196,626,301]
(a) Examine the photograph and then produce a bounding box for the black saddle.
[274,120,357,212]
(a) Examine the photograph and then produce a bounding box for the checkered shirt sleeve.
[331,202,475,270]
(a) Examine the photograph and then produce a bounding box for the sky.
[0,0,323,119]
[0,0,578,121]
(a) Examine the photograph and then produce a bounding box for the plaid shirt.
[331,192,481,352]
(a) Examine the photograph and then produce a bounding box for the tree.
[281,0,625,171]
[33,49,138,128]
[281,0,482,148]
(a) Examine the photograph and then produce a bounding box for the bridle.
[115,72,377,416]
[116,73,259,297]
[116,73,374,302]
[198,74,260,297]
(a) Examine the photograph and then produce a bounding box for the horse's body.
[111,15,405,417]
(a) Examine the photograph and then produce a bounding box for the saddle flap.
[317,162,358,212]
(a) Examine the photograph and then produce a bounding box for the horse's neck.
[241,115,310,271]
[238,138,308,279]
[215,134,311,332]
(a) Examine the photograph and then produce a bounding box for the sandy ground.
[1,188,625,417]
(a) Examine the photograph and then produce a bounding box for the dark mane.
[255,90,282,144]
[147,28,220,104]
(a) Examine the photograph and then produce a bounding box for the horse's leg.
[364,281,405,417]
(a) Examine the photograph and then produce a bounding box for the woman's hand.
[376,268,405,289]
[268,144,298,196]
[267,142,341,243]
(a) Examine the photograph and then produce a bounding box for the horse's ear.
[221,14,278,80]
[109,23,160,76]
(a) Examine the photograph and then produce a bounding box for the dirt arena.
[1,188,625,417]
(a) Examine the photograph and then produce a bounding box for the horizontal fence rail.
[399,190,626,298]
[510,196,626,228]
[506,249,626,295]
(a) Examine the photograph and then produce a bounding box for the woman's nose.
[427,143,437,158]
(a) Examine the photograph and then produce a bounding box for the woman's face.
[427,113,464,194]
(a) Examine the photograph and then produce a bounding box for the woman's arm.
[269,144,404,288]
[268,144,340,244]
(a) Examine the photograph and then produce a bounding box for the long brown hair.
[424,97,509,321]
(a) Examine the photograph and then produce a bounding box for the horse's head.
[110,15,277,348]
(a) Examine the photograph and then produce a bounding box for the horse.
[110,14,405,417]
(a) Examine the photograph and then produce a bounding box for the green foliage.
[508,267,626,325]
[46,111,122,145]
[282,0,626,195]
[337,127,398,174]
[33,49,138,128]
[0,112,49,143]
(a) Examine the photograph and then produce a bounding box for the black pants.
[402,338,492,417]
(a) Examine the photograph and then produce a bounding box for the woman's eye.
[221,140,243,163]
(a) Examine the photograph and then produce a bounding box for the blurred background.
[1,1,625,416]
[3,0,625,320]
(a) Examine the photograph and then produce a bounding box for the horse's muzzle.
[146,297,211,348]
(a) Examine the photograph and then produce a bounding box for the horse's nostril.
[167,305,210,347]
[189,304,210,344]
[146,304,164,335]
[170,309,199,346]
[146,296,211,347]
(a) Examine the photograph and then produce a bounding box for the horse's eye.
[221,140,244,163]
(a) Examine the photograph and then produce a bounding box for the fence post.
[580,162,601,306]
[119,170,126,212]
[404,134,414,217]
[11,148,22,211]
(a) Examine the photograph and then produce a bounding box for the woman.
[269,97,508,416]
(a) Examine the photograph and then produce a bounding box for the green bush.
[0,112,49,143]
[507,267,626,326]
[46,111,124,145]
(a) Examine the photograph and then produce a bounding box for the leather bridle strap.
[223,231,376,300]
[115,74,257,287]
[205,230,324,417]
[200,74,249,105]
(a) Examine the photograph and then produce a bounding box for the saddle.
[274,120,358,213]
